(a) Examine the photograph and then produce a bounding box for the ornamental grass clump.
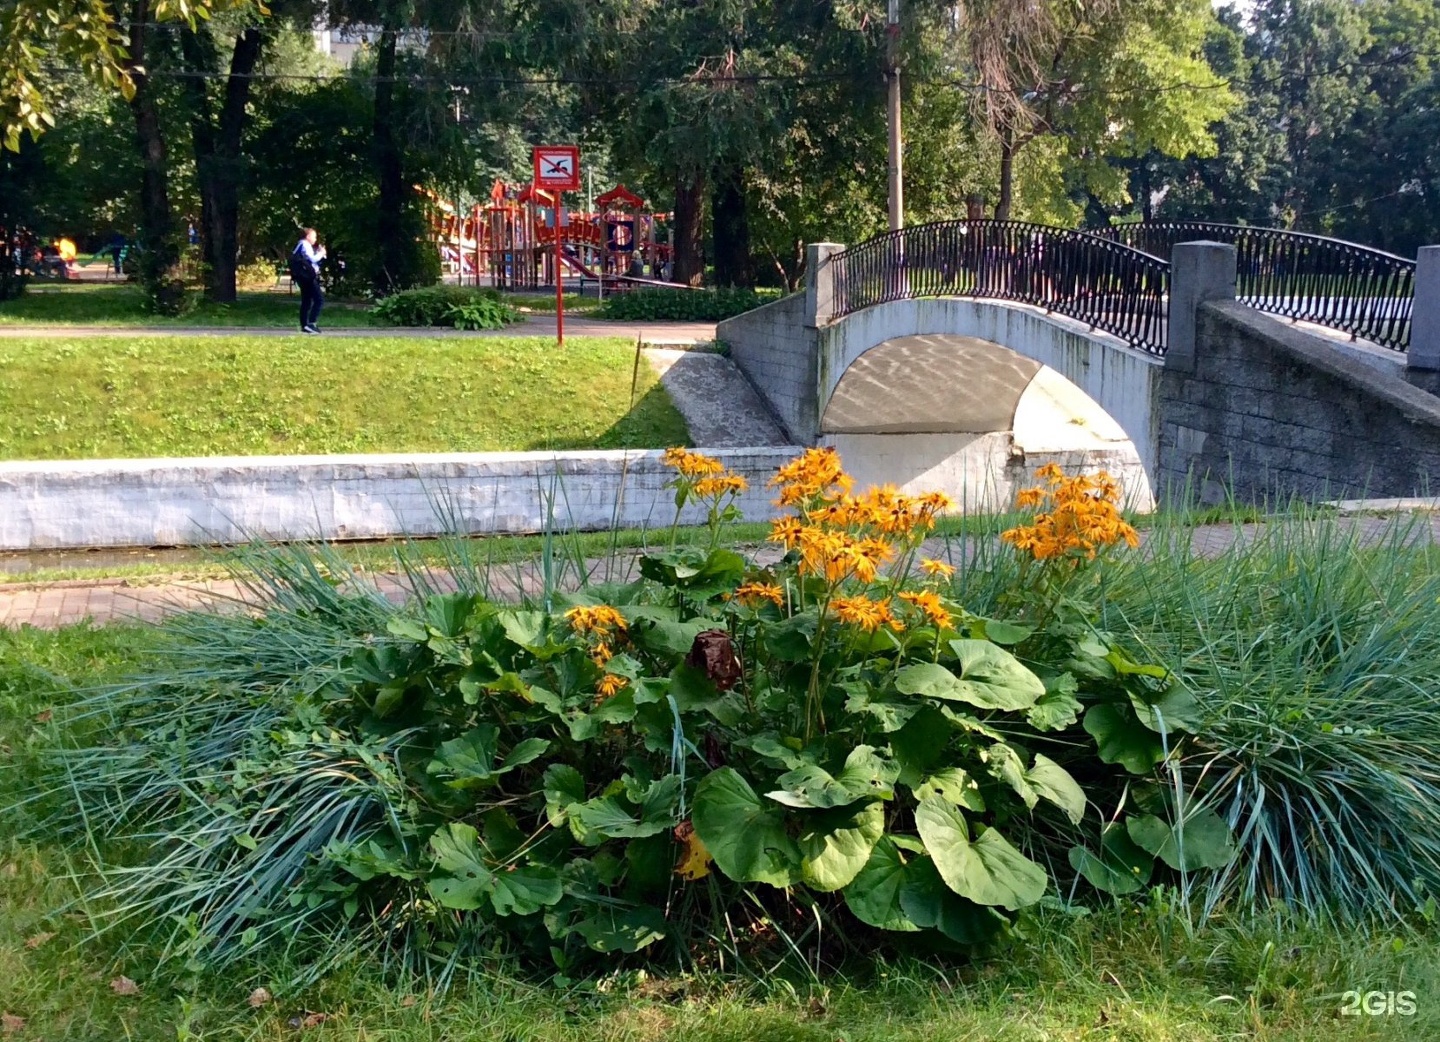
[33,450,1235,975]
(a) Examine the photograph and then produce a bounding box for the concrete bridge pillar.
[805,242,844,328]
[1405,246,1440,393]
[1166,241,1237,375]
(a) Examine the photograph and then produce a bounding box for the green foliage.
[369,285,521,329]
[27,452,1226,974]
[596,288,777,322]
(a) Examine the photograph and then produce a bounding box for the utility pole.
[886,0,903,232]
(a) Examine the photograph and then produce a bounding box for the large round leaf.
[1083,703,1165,774]
[1068,823,1153,896]
[693,768,800,887]
[898,854,1013,945]
[842,836,922,931]
[798,801,885,891]
[914,797,1047,910]
[1127,809,1236,871]
[895,641,1045,711]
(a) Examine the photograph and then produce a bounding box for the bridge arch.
[816,297,1162,505]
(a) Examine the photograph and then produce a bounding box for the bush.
[236,258,280,289]
[370,285,520,329]
[596,287,779,322]
[37,452,1237,977]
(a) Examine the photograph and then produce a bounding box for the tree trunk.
[179,28,219,286]
[671,173,706,287]
[211,27,263,301]
[372,21,406,294]
[710,164,754,288]
[126,0,178,291]
[995,132,1015,222]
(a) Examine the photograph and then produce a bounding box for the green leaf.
[1028,674,1084,731]
[693,767,799,886]
[1127,810,1237,871]
[1129,683,1204,734]
[386,617,429,642]
[426,726,550,790]
[889,707,952,787]
[797,802,885,891]
[975,619,1034,645]
[842,836,921,932]
[571,776,680,839]
[573,906,668,953]
[1025,754,1087,825]
[983,742,1036,809]
[1083,704,1165,774]
[844,687,920,732]
[913,768,986,812]
[914,798,1047,910]
[895,642,1045,711]
[542,764,585,827]
[761,613,817,662]
[1067,823,1153,895]
[427,823,563,915]
[898,855,1013,944]
[767,746,896,808]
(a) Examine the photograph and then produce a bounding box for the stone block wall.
[1159,300,1440,501]
[0,448,800,550]
[716,293,820,442]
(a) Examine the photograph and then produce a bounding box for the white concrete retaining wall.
[0,448,802,551]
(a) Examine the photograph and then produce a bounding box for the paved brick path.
[4,514,1436,630]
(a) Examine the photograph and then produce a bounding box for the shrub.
[37,453,1235,977]
[236,258,280,289]
[370,285,520,328]
[596,287,779,322]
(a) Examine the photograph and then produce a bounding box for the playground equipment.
[425,180,674,292]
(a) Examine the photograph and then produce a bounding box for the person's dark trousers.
[297,275,324,329]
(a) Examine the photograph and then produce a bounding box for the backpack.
[288,246,313,283]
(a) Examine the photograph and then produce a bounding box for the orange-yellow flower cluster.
[832,594,903,632]
[663,447,726,479]
[1001,465,1140,562]
[694,474,749,498]
[565,604,627,636]
[919,557,956,579]
[770,447,852,506]
[734,581,785,608]
[595,672,629,701]
[898,589,953,630]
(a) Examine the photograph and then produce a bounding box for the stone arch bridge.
[717,220,1440,507]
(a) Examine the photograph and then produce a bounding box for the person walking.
[290,228,326,333]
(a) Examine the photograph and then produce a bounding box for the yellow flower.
[694,474,749,497]
[768,516,805,549]
[899,589,954,630]
[919,557,956,579]
[1002,469,1139,563]
[596,672,628,701]
[565,604,628,635]
[663,447,726,479]
[831,595,903,632]
[734,581,785,608]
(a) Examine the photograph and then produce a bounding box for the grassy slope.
[0,335,689,459]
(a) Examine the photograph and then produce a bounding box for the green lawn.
[0,281,379,328]
[0,282,607,328]
[0,627,1434,1041]
[0,334,690,459]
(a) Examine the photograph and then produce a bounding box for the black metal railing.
[830,220,1170,356]
[1099,222,1415,352]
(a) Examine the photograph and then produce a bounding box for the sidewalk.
[4,514,1436,630]
[0,317,718,342]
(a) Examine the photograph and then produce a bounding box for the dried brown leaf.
[1,1013,25,1035]
[247,988,271,1009]
[22,933,54,951]
[109,975,139,996]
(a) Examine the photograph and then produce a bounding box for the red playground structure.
[429,180,674,292]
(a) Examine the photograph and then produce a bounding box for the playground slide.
[557,244,601,280]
